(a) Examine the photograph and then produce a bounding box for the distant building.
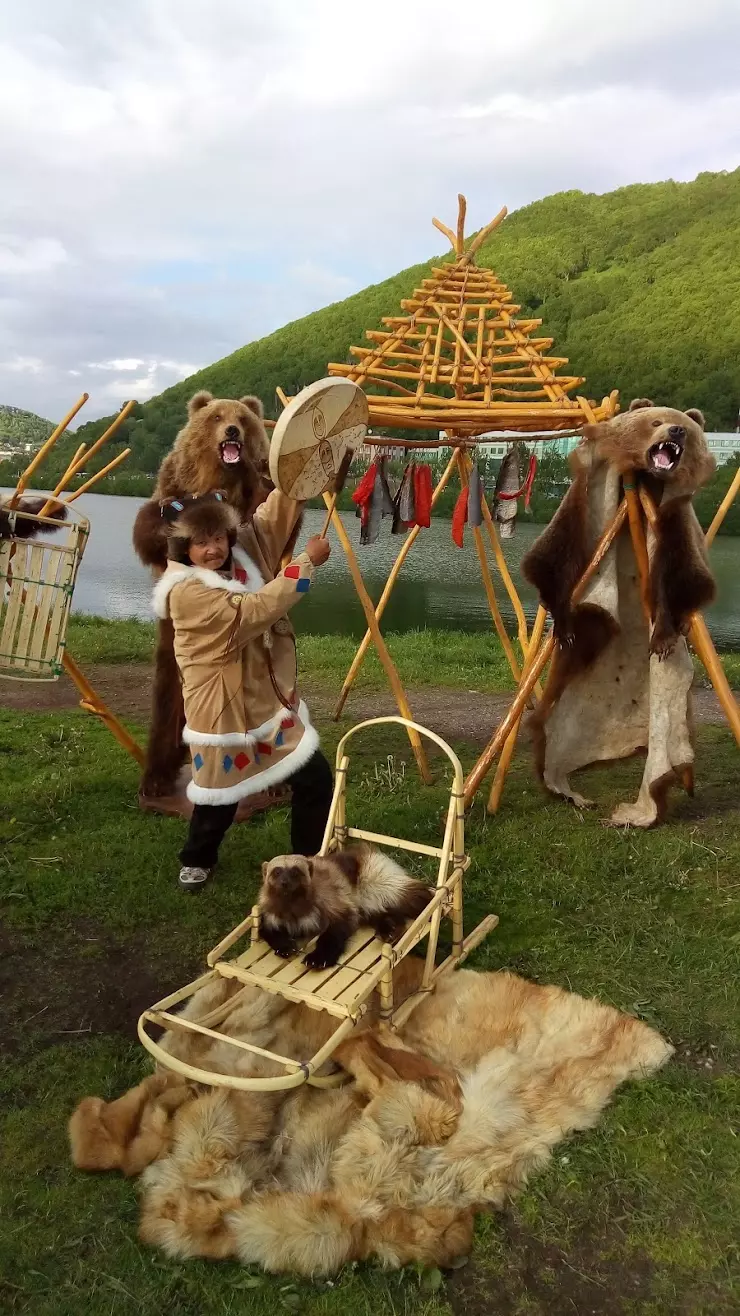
[449,430,740,462]
[358,429,740,464]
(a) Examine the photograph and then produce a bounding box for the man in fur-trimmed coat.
[154,492,333,891]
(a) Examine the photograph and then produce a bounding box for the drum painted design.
[270,379,368,501]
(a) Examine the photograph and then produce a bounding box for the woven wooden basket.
[0,510,89,681]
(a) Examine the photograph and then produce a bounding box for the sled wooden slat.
[138,716,497,1090]
[27,557,59,670]
[269,955,319,986]
[312,964,364,1004]
[341,934,385,974]
[215,958,351,1018]
[0,540,27,659]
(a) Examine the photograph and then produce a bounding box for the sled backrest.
[320,715,466,888]
[0,511,89,681]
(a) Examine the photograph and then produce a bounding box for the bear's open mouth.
[647,439,683,474]
[219,440,242,465]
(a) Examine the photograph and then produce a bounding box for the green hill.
[0,404,54,450]
[38,167,740,490]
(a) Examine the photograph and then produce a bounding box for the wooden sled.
[138,716,498,1091]
[0,507,89,681]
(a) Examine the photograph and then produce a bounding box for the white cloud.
[87,358,146,372]
[1,355,44,374]
[0,236,69,275]
[0,0,738,420]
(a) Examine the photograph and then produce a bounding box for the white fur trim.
[151,549,265,619]
[232,545,266,589]
[182,700,311,748]
[186,723,320,805]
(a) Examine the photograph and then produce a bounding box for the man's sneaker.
[178,865,211,892]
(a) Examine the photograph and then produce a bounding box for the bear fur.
[0,495,68,540]
[132,391,274,800]
[522,398,716,676]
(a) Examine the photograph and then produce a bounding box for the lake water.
[7,490,740,646]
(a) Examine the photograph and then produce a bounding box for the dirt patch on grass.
[0,920,193,1062]
[447,1212,657,1315]
[0,662,732,747]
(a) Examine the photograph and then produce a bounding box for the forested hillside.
[5,167,738,505]
[0,405,54,448]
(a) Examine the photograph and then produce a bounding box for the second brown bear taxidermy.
[0,495,68,540]
[522,398,716,667]
[258,844,432,970]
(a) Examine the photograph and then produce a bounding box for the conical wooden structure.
[275,195,619,789]
[327,196,616,436]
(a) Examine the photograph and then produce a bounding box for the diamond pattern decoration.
[274,729,284,747]
[257,741,272,756]
[296,578,310,593]
[223,754,233,773]
[284,564,300,579]
[193,752,204,771]
[234,751,249,770]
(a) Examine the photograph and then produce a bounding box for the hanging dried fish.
[468,459,483,528]
[494,446,521,539]
[392,461,416,534]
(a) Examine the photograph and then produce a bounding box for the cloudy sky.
[1,0,739,422]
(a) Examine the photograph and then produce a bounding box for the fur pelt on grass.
[69,964,672,1275]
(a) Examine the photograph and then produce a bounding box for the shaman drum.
[269,378,368,500]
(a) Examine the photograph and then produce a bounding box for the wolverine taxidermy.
[258,845,432,969]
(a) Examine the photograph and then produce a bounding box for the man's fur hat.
[161,492,239,563]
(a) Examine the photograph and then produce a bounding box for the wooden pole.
[706,465,740,547]
[463,500,630,806]
[320,495,338,539]
[332,448,459,720]
[455,448,522,683]
[487,604,547,813]
[623,476,652,624]
[464,206,508,261]
[62,653,144,765]
[10,394,89,505]
[461,448,533,665]
[321,492,433,784]
[62,449,131,502]
[39,400,136,516]
[637,486,740,749]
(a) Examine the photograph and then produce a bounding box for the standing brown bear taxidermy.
[522,398,716,672]
[133,391,271,571]
[521,400,717,827]
[132,390,279,801]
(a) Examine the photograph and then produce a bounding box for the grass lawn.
[1,692,739,1313]
[65,613,740,694]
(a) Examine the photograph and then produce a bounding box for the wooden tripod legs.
[332,449,459,721]
[463,500,630,808]
[322,493,433,784]
[63,652,144,766]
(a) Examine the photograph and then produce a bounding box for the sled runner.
[138,716,499,1091]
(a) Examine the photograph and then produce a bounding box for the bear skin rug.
[131,391,278,803]
[522,399,716,827]
[69,958,672,1276]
